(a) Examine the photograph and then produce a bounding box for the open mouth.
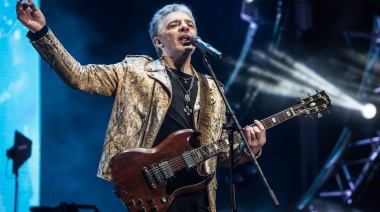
[179,35,191,45]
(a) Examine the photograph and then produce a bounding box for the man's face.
[154,11,197,58]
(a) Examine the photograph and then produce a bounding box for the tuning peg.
[318,112,322,118]
[298,97,305,104]
[316,90,321,98]
[308,93,314,101]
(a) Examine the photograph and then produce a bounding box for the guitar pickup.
[182,151,197,169]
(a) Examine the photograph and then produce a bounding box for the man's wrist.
[239,142,262,158]
[26,25,49,41]
[243,146,262,158]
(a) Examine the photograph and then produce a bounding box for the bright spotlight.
[361,103,377,119]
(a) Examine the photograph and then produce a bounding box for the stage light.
[361,103,377,119]
[225,0,259,92]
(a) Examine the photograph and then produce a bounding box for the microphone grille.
[190,36,200,45]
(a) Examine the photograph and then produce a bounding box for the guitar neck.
[232,107,296,143]
[190,107,296,164]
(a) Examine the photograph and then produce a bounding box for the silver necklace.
[169,71,194,84]
[167,68,195,115]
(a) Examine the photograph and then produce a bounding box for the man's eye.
[169,23,179,28]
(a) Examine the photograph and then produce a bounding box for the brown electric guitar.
[111,90,332,212]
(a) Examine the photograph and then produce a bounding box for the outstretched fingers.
[16,0,34,11]
[16,1,29,19]
[16,0,23,12]
[27,0,39,11]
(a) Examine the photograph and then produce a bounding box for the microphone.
[190,36,222,59]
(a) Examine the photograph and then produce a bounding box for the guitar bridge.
[150,161,174,185]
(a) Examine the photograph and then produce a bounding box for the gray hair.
[148,4,196,57]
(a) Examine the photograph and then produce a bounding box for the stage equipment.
[361,103,377,119]
[190,36,222,59]
[224,0,260,92]
[30,202,100,212]
[6,131,32,212]
[296,15,380,211]
[295,129,380,210]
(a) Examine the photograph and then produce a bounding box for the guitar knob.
[151,206,158,212]
[139,207,146,212]
[147,198,154,204]
[160,196,168,204]
[137,199,143,206]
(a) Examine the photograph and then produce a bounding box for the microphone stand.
[200,53,280,210]
[227,123,238,212]
[14,170,18,212]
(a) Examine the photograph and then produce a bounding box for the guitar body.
[111,129,215,212]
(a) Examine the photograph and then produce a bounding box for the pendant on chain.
[184,104,193,115]
[184,94,190,102]
[184,94,192,115]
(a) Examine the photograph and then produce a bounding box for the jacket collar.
[145,58,172,94]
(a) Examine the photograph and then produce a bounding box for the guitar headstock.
[293,90,333,118]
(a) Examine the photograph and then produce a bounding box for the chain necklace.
[169,71,194,84]
[167,68,195,115]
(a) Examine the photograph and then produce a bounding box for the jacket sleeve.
[28,26,124,97]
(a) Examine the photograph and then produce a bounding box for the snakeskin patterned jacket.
[28,26,254,212]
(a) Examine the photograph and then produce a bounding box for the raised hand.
[16,0,46,33]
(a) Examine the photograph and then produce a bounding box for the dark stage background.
[37,0,380,211]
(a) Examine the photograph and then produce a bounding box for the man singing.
[16,0,266,211]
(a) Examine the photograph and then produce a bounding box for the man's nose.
[179,22,189,31]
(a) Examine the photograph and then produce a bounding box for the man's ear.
[153,37,164,49]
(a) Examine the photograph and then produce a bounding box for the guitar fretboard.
[233,107,296,143]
